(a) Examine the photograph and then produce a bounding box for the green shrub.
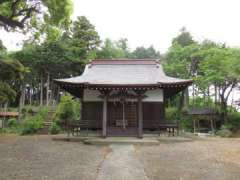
[5,118,21,134]
[216,125,233,137]
[189,97,215,108]
[179,116,193,132]
[21,116,43,135]
[49,122,61,134]
[7,118,18,128]
[54,94,80,124]
[165,106,193,132]
[38,106,49,119]
[165,107,179,122]
[21,106,49,135]
[225,112,240,131]
[0,128,7,134]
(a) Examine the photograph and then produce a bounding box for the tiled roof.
[187,108,216,115]
[55,59,192,86]
[0,112,19,117]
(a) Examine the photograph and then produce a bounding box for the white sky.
[1,0,240,53]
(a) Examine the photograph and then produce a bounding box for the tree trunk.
[22,85,26,107]
[192,84,195,106]
[46,72,50,106]
[214,85,217,107]
[56,86,60,103]
[219,93,227,123]
[29,85,32,106]
[3,102,8,128]
[18,84,25,121]
[183,87,189,109]
[40,73,43,106]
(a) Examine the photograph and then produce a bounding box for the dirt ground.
[0,135,240,180]
[136,137,240,180]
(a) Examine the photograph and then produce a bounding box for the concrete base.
[51,133,194,145]
[83,137,159,145]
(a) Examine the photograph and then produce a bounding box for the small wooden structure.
[54,59,192,138]
[0,112,19,117]
[0,111,19,128]
[187,108,216,134]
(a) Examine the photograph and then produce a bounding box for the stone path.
[96,144,149,180]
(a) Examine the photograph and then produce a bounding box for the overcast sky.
[1,0,240,53]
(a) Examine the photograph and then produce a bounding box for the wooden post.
[210,119,214,133]
[102,95,108,138]
[40,73,43,106]
[138,96,143,138]
[193,118,196,134]
[46,72,50,106]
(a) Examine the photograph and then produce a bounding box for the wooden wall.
[81,102,102,129]
[142,102,165,129]
[81,101,165,130]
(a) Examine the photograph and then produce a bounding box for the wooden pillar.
[102,95,108,138]
[193,118,196,134]
[210,119,214,133]
[138,96,143,138]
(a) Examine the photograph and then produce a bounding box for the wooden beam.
[138,96,143,138]
[102,95,108,138]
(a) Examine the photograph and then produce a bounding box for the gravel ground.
[0,135,240,180]
[136,137,240,180]
[0,135,106,180]
[96,144,148,180]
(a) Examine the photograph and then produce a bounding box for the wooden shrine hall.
[54,59,192,138]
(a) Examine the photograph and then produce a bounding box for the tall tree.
[172,27,195,47]
[96,38,127,59]
[196,47,240,121]
[165,28,197,108]
[131,46,160,59]
[0,0,73,31]
[15,16,100,106]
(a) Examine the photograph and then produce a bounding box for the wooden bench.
[66,120,89,137]
[159,122,179,136]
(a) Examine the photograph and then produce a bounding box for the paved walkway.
[96,144,149,180]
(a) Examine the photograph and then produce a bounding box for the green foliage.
[7,118,18,128]
[96,38,127,59]
[72,16,100,50]
[179,116,193,132]
[164,28,240,123]
[131,46,160,59]
[0,58,27,104]
[4,118,21,134]
[164,43,200,79]
[96,38,160,59]
[42,0,73,27]
[21,107,48,135]
[189,97,215,108]
[49,122,61,134]
[216,125,233,137]
[172,27,195,47]
[0,81,16,103]
[165,106,193,132]
[21,117,43,135]
[54,94,80,124]
[0,0,73,31]
[225,112,240,132]
[165,107,179,122]
[15,16,100,89]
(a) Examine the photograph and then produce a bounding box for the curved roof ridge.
[90,59,159,65]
